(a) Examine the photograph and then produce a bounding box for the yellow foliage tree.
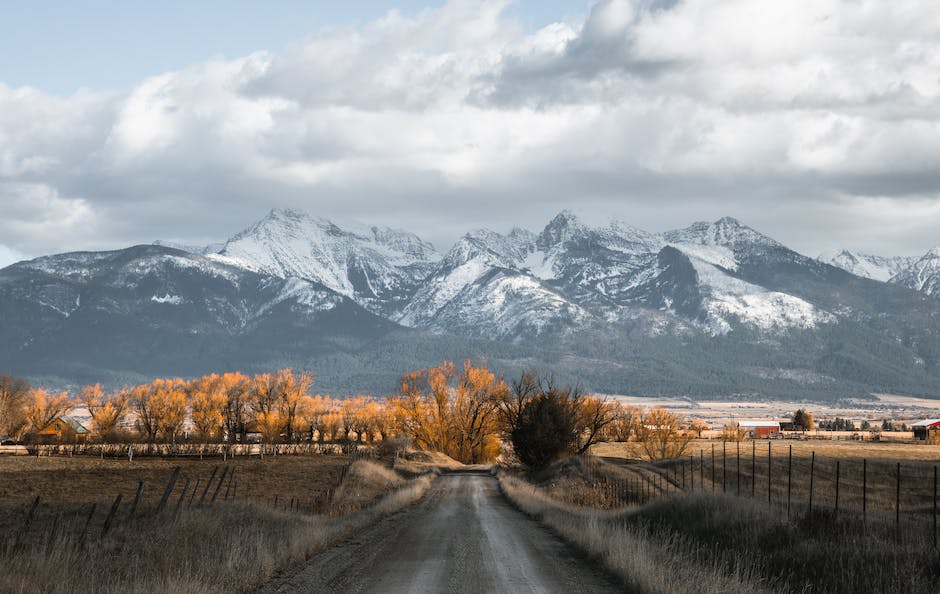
[25,387,72,434]
[393,360,506,464]
[188,374,227,441]
[79,383,128,439]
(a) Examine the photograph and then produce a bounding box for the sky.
[1,0,939,267]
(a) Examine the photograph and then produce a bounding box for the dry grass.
[0,455,436,594]
[499,473,772,594]
[500,455,940,594]
[593,439,940,513]
[331,460,405,512]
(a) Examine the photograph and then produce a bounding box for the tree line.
[0,362,696,467]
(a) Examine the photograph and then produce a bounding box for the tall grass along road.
[260,471,620,593]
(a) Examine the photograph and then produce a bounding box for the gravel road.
[260,471,622,593]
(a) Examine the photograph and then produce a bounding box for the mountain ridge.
[3,209,940,399]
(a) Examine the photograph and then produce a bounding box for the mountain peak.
[538,210,587,247]
[663,216,779,250]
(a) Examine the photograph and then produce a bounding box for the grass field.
[501,449,940,594]
[0,454,436,594]
[592,438,940,514]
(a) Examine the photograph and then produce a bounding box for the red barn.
[737,421,781,438]
[912,419,940,441]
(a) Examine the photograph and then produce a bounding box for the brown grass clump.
[392,449,466,475]
[330,460,404,511]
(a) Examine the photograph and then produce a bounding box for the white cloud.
[1,0,939,258]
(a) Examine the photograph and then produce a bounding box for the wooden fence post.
[224,468,235,500]
[736,441,741,496]
[690,455,694,491]
[129,480,144,519]
[77,503,97,550]
[835,460,840,515]
[101,494,122,538]
[700,449,704,488]
[210,467,230,505]
[711,444,715,491]
[175,477,191,514]
[198,466,219,507]
[157,466,181,512]
[751,441,756,498]
[189,478,201,506]
[787,444,792,520]
[767,441,772,505]
[809,451,815,513]
[896,462,901,535]
[722,441,727,493]
[13,496,41,554]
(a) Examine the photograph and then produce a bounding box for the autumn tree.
[393,360,507,464]
[635,407,694,460]
[79,384,128,439]
[188,374,227,441]
[278,368,313,442]
[25,387,72,435]
[573,395,618,454]
[792,409,814,432]
[603,403,643,442]
[0,374,31,441]
[690,418,709,438]
[133,378,187,443]
[221,372,251,443]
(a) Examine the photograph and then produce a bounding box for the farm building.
[737,421,781,438]
[911,419,940,442]
[38,416,90,442]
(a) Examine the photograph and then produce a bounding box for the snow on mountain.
[687,256,832,335]
[12,245,344,329]
[211,209,440,315]
[395,228,594,339]
[893,247,940,298]
[663,216,781,252]
[818,249,915,282]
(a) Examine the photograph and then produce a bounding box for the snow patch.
[690,260,832,333]
[151,294,183,305]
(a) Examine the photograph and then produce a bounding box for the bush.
[511,388,578,469]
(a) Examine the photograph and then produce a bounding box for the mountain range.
[2,208,939,400]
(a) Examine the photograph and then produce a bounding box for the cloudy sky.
[2,0,939,267]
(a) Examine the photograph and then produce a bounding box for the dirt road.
[260,471,622,593]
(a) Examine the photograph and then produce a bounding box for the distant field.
[592,439,940,514]
[593,437,940,462]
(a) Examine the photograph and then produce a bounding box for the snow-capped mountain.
[7,208,940,398]
[396,227,595,340]
[0,244,398,386]
[209,209,440,316]
[892,248,940,298]
[397,212,831,339]
[818,250,915,283]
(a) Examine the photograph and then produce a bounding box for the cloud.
[0,0,939,259]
